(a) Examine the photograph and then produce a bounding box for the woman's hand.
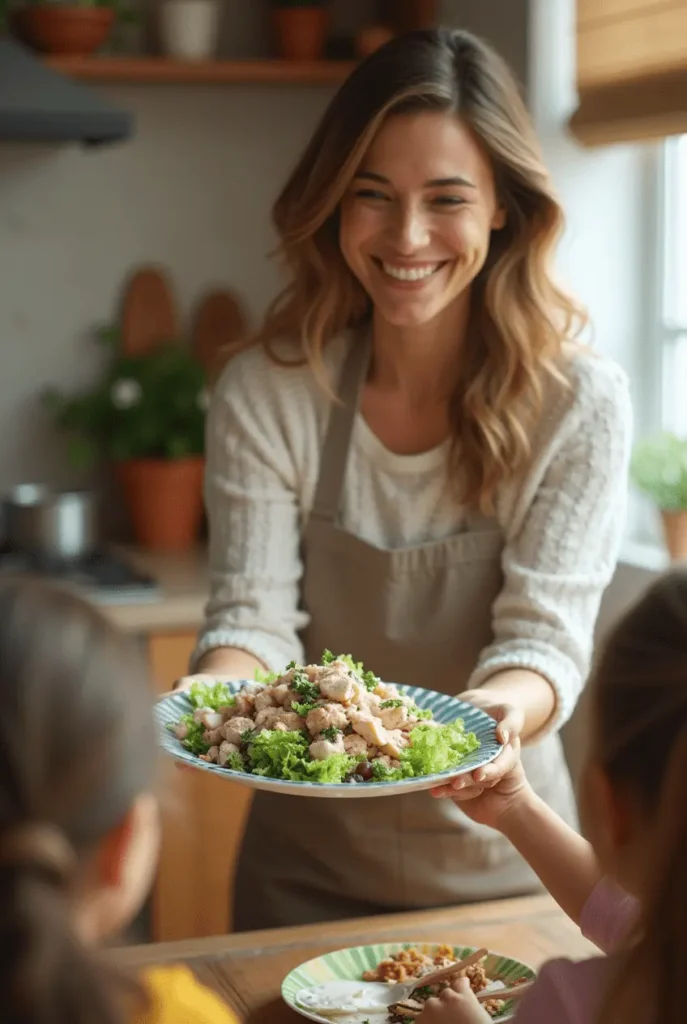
[431,689,533,830]
[417,979,491,1024]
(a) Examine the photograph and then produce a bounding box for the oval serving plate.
[282,942,536,1023]
[155,683,502,799]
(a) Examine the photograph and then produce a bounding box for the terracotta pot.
[116,457,205,553]
[661,509,687,563]
[356,23,394,58]
[13,6,115,56]
[272,7,330,61]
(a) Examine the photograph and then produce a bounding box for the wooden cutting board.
[191,288,247,385]
[120,266,180,356]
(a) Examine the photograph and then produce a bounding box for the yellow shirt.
[136,965,240,1024]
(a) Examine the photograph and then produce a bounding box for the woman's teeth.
[381,262,441,282]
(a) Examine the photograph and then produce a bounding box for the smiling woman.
[181,28,632,932]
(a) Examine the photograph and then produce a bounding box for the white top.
[194,335,633,733]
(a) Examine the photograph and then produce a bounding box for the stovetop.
[0,546,160,604]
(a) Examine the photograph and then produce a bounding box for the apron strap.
[311,333,371,524]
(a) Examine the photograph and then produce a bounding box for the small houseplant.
[271,0,329,61]
[10,0,131,56]
[44,327,208,552]
[630,431,687,561]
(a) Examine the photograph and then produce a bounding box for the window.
[659,135,687,435]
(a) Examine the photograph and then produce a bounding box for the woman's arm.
[466,358,633,739]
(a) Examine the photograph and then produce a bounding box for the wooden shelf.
[46,55,357,85]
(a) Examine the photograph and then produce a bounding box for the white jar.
[159,0,221,60]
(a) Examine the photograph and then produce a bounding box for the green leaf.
[66,436,98,471]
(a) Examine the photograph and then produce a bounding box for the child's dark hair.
[594,568,687,1024]
[0,576,157,1024]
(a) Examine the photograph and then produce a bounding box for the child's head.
[579,568,687,1021]
[0,576,159,1022]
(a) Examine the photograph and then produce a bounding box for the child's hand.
[431,690,533,830]
[417,979,491,1024]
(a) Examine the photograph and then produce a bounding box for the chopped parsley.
[411,706,432,720]
[241,729,256,744]
[381,699,405,709]
[413,987,433,999]
[321,726,341,741]
[291,668,320,702]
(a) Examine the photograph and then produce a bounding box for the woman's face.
[340,110,505,331]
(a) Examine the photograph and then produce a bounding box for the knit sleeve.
[190,349,309,672]
[467,356,633,731]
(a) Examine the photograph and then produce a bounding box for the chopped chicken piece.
[202,727,223,746]
[218,740,239,766]
[350,712,389,748]
[374,682,400,700]
[255,707,305,732]
[254,688,278,713]
[343,733,369,758]
[219,704,237,720]
[222,716,256,745]
[271,683,292,706]
[194,709,224,730]
[273,710,306,731]
[309,734,346,761]
[378,704,410,730]
[174,722,189,741]
[381,728,409,759]
[318,668,355,703]
[234,692,257,716]
[200,745,219,763]
[375,754,401,770]
[305,703,348,736]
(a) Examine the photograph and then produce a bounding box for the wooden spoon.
[191,288,247,385]
[120,265,179,356]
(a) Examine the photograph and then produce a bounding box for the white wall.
[0,85,332,492]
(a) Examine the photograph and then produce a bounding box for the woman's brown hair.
[249,27,585,512]
[593,569,687,1024]
[0,576,156,1024]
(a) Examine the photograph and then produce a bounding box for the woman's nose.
[393,203,430,252]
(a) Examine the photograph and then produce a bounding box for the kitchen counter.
[112,893,596,1021]
[99,545,209,634]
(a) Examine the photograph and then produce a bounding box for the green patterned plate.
[282,942,536,1023]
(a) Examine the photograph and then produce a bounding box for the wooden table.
[113,894,596,1022]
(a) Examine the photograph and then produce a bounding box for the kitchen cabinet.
[147,630,252,942]
[573,0,687,143]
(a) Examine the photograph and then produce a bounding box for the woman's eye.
[354,189,390,201]
[431,195,466,207]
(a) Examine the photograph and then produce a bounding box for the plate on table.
[282,942,536,1023]
[155,679,502,799]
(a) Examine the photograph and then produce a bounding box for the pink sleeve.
[579,876,639,953]
[511,961,576,1024]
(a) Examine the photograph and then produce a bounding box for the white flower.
[197,388,210,412]
[111,378,142,409]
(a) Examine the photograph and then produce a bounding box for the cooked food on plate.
[168,651,480,785]
[364,947,513,1020]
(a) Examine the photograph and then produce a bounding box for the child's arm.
[496,788,602,928]
[434,745,602,929]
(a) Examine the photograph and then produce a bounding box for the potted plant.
[271,0,329,61]
[10,0,124,56]
[630,431,687,561]
[44,327,209,553]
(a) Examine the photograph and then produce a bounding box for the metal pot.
[3,484,99,560]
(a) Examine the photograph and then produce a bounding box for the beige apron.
[233,336,576,931]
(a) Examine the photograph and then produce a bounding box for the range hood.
[0,37,133,145]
